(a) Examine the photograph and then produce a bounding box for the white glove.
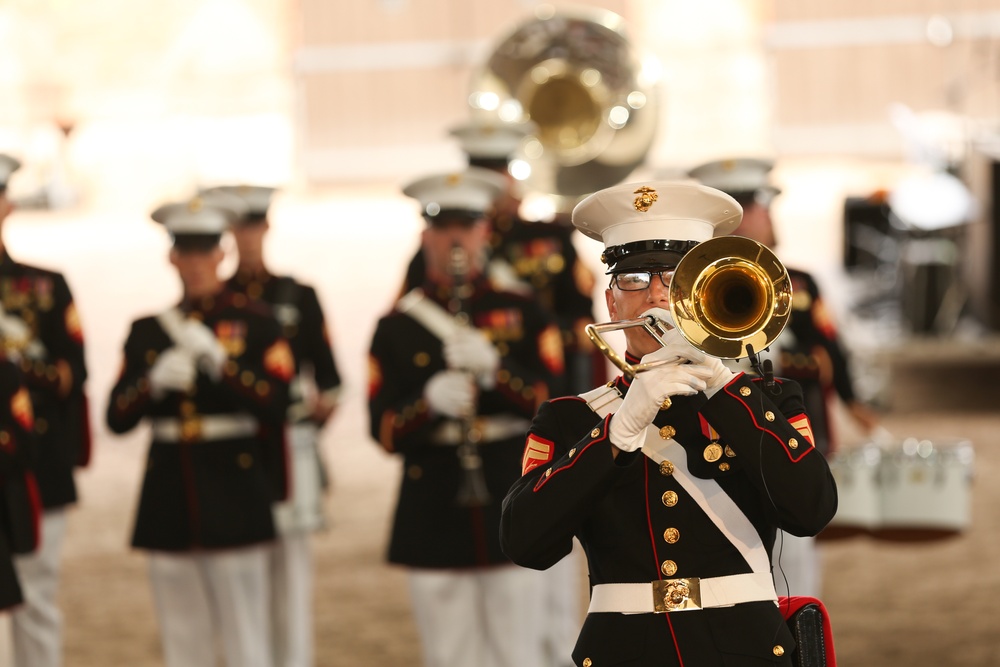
[179,320,227,378]
[0,305,31,342]
[424,370,477,419]
[148,347,197,398]
[608,343,712,453]
[690,354,739,397]
[443,328,500,390]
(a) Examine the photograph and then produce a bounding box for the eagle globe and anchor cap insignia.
[633,186,658,212]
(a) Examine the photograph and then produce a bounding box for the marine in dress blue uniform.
[0,153,90,667]
[106,198,293,667]
[202,184,343,667]
[369,169,565,667]
[500,182,839,667]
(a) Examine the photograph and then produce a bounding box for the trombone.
[586,236,792,376]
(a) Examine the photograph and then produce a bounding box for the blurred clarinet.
[448,243,492,508]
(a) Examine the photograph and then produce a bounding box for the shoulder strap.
[396,288,466,342]
[579,383,623,418]
[156,307,187,345]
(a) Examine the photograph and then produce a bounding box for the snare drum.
[820,443,881,540]
[873,437,974,541]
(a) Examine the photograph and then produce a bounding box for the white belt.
[589,572,777,614]
[430,417,531,445]
[151,415,259,443]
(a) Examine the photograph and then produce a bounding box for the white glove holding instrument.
[148,347,197,398]
[692,354,739,397]
[178,319,228,379]
[443,327,500,390]
[0,303,31,342]
[647,311,737,397]
[425,369,477,419]
[608,326,712,453]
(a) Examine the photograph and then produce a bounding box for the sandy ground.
[1,177,999,666]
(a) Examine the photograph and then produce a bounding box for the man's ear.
[168,248,180,268]
[605,288,617,321]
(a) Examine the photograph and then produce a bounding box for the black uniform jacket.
[369,277,564,569]
[0,359,42,610]
[777,268,858,454]
[227,269,342,423]
[106,290,292,552]
[0,252,90,510]
[501,369,839,667]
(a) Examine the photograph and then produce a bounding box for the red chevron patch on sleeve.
[522,435,554,475]
[788,413,815,446]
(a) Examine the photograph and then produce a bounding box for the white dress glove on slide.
[692,354,739,397]
[424,370,477,419]
[608,341,713,453]
[443,328,500,390]
[148,347,197,399]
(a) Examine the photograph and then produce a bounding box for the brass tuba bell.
[586,236,792,375]
[469,6,661,205]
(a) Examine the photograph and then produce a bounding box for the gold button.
[255,380,270,396]
[662,490,678,507]
[36,418,48,434]
[180,401,196,417]
[568,448,576,457]
[764,411,775,422]
[590,428,600,438]
[659,397,672,411]
[241,371,255,386]
[663,527,680,544]
[719,462,731,472]
[145,350,158,365]
[232,293,247,308]
[724,445,736,458]
[224,360,239,375]
[237,452,253,469]
[413,352,430,367]
[661,560,678,576]
[583,659,592,667]
[659,460,675,476]
[659,425,676,440]
[510,377,524,391]
[788,438,799,449]
[407,465,422,479]
[773,645,785,657]
[497,370,511,383]
[740,386,751,396]
[0,431,8,446]
[703,443,723,462]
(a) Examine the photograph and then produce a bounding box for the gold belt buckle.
[652,578,702,612]
[180,417,202,443]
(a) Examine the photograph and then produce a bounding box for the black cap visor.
[603,240,700,274]
[172,233,222,252]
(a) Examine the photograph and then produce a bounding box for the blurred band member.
[106,199,293,667]
[0,153,90,667]
[369,169,565,667]
[202,184,342,667]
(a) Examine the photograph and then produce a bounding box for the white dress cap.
[449,119,536,161]
[687,158,779,197]
[403,167,506,220]
[151,198,237,235]
[572,181,742,249]
[0,154,22,189]
[202,185,276,219]
[197,187,251,223]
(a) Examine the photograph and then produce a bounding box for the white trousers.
[408,566,546,667]
[273,423,326,535]
[148,545,272,667]
[269,534,313,667]
[772,531,821,598]
[11,509,68,667]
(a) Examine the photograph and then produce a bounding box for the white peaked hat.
[572,181,743,273]
[0,154,21,190]
[686,158,781,200]
[403,167,506,224]
[449,119,535,166]
[200,185,276,221]
[151,198,238,248]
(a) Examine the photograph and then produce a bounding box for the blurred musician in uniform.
[201,184,342,667]
[688,158,878,596]
[501,181,838,667]
[0,358,42,614]
[106,199,293,667]
[369,168,565,667]
[0,153,90,667]
[403,120,597,665]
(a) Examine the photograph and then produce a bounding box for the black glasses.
[610,270,674,291]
